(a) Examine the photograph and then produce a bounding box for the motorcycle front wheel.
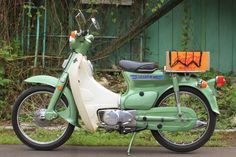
[12,85,75,150]
[151,86,216,152]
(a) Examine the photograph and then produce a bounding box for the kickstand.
[127,132,137,156]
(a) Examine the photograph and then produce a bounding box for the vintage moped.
[12,10,225,155]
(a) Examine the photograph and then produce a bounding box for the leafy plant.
[216,83,236,129]
[0,67,11,120]
[0,39,17,119]
[146,0,165,13]
[0,40,20,59]
[181,1,193,50]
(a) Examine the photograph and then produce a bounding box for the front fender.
[25,75,79,126]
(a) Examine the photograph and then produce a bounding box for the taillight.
[216,76,226,87]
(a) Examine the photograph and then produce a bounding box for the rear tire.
[12,85,75,150]
[151,87,216,152]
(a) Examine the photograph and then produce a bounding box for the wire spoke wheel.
[151,87,216,152]
[12,86,75,150]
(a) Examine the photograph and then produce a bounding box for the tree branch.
[91,0,184,61]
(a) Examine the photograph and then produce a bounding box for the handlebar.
[75,10,86,32]
[75,10,100,33]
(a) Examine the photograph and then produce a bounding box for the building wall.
[145,0,236,73]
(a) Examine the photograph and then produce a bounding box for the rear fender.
[158,77,220,115]
[24,75,79,126]
[182,85,219,114]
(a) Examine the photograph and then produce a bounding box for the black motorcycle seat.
[119,60,158,73]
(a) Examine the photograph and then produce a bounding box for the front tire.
[151,87,216,152]
[12,85,75,150]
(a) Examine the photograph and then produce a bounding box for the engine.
[97,109,136,133]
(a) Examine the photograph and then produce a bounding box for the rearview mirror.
[75,10,86,31]
[91,18,100,30]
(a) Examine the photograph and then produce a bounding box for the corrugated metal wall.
[144,0,236,73]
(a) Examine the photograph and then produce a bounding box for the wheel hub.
[34,109,51,127]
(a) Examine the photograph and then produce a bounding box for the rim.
[157,91,210,146]
[17,91,69,145]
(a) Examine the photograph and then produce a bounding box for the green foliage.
[0,40,20,59]
[85,8,95,15]
[110,11,117,24]
[0,39,21,119]
[146,0,166,13]
[0,68,11,120]
[0,128,228,147]
[0,72,11,86]
[198,70,236,129]
[216,84,236,129]
[23,1,45,17]
[181,1,193,50]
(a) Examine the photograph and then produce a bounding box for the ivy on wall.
[145,0,166,13]
[181,1,193,51]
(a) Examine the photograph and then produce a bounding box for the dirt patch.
[221,132,236,146]
[0,121,11,126]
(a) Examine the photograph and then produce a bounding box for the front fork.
[44,53,75,120]
[172,74,182,117]
[45,72,69,120]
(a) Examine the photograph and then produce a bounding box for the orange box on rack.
[165,51,210,73]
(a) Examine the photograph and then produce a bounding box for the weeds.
[0,128,229,147]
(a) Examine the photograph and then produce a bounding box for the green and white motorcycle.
[12,11,225,154]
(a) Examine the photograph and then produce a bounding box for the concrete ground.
[0,145,236,157]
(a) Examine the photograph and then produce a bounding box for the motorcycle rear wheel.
[12,85,75,150]
[151,86,216,152]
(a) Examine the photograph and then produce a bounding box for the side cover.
[121,71,220,114]
[121,70,172,110]
[136,107,197,131]
[24,75,79,126]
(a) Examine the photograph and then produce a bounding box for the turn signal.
[57,86,63,91]
[70,31,77,39]
[197,80,208,88]
[69,31,77,43]
[216,76,226,87]
[201,80,207,88]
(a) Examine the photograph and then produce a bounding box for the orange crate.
[165,51,210,72]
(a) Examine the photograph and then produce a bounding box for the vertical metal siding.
[205,0,219,70]
[144,0,236,73]
[219,0,233,73]
[233,0,236,73]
